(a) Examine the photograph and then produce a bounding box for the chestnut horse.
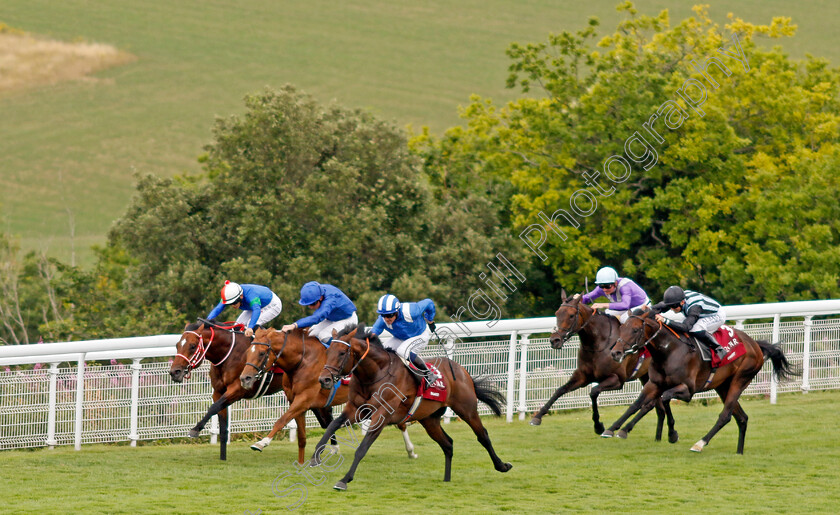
[606,311,795,453]
[239,327,417,464]
[310,325,512,491]
[530,294,677,443]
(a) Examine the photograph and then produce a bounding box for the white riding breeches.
[381,326,432,360]
[236,293,283,327]
[307,312,359,344]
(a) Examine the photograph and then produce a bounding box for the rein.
[324,336,373,384]
[555,302,597,343]
[245,330,307,381]
[615,316,663,356]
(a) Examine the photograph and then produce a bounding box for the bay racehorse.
[169,320,336,460]
[605,310,795,453]
[310,325,512,491]
[239,327,417,464]
[530,293,677,442]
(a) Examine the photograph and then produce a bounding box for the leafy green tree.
[416,2,840,306]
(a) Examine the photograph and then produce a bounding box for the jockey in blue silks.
[369,294,437,387]
[207,281,283,338]
[281,281,357,347]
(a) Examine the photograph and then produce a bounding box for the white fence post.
[46,363,59,448]
[129,359,142,446]
[74,354,86,451]
[505,331,518,423]
[802,316,812,393]
[770,314,780,405]
[517,334,531,421]
[210,415,219,444]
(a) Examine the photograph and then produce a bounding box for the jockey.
[281,281,358,347]
[369,294,436,387]
[580,266,651,323]
[207,281,283,338]
[653,286,728,359]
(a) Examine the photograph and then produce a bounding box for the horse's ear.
[332,328,339,338]
[561,289,567,302]
[348,327,358,339]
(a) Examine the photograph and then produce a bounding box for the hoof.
[250,437,271,452]
[329,444,340,455]
[334,481,348,491]
[669,432,679,444]
[594,422,605,435]
[408,452,418,459]
[496,462,513,473]
[601,430,614,438]
[617,430,628,439]
[529,416,542,426]
[188,429,200,438]
[690,439,706,453]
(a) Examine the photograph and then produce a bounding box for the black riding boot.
[409,353,435,387]
[694,331,728,360]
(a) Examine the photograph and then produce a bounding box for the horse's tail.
[756,340,798,381]
[472,375,505,417]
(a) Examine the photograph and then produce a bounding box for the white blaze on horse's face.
[176,338,186,350]
[250,345,256,353]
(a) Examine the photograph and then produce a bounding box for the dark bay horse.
[310,325,512,491]
[239,327,417,464]
[170,320,285,460]
[606,311,795,453]
[530,294,676,442]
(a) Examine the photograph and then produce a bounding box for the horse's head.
[170,323,209,382]
[319,327,359,390]
[239,328,278,389]
[611,311,655,362]
[549,294,591,349]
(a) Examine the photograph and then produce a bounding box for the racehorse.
[530,294,677,443]
[169,320,335,461]
[605,310,795,453]
[239,327,418,464]
[310,325,512,491]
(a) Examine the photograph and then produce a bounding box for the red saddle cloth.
[418,363,448,403]
[710,325,746,368]
[341,376,351,386]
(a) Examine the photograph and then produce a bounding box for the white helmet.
[220,280,243,305]
[595,267,619,286]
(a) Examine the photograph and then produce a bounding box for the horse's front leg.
[602,382,660,438]
[294,412,308,464]
[191,386,240,438]
[620,384,688,438]
[251,390,316,452]
[588,374,623,435]
[530,370,589,426]
[333,408,389,491]
[309,412,349,467]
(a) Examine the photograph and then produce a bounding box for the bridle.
[174,323,237,379]
[553,302,597,344]
[244,330,305,382]
[323,336,370,385]
[614,315,663,356]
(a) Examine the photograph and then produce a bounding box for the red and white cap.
[221,280,243,305]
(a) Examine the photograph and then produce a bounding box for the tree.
[415,2,840,305]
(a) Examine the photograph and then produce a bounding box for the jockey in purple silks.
[578,267,651,323]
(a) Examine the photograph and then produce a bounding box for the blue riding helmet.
[376,294,401,315]
[299,281,325,306]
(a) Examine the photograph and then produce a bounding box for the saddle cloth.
[418,363,448,402]
[696,325,745,367]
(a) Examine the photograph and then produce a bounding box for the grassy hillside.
[1,0,838,265]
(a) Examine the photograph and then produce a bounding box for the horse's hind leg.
[692,381,749,454]
[397,421,418,459]
[731,401,748,454]
[418,416,453,481]
[453,406,512,473]
[530,371,587,426]
[663,399,678,443]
